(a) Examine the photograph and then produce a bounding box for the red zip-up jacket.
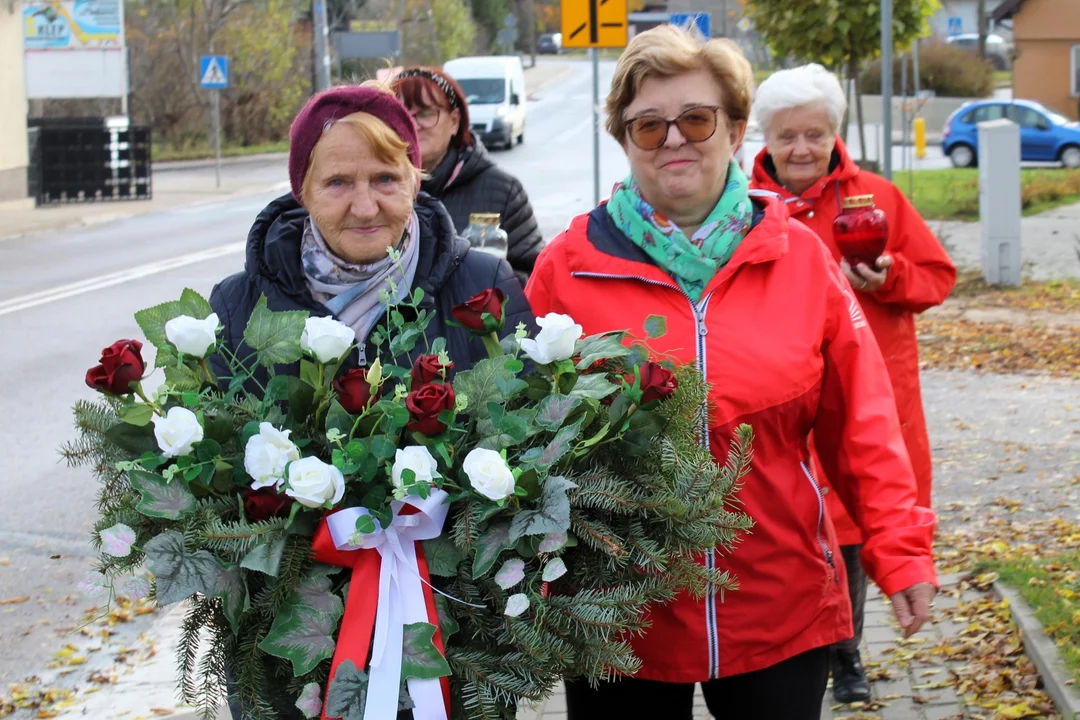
[525,193,937,681]
[751,138,956,545]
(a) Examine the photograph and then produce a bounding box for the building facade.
[994,0,1080,120]
[0,5,30,204]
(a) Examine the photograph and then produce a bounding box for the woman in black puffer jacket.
[215,81,532,720]
[392,67,543,284]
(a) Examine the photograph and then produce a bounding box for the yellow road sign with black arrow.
[561,0,628,49]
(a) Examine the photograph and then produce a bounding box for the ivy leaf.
[452,357,514,419]
[533,417,585,469]
[143,531,220,605]
[243,296,307,367]
[421,535,465,577]
[433,595,459,642]
[129,469,197,520]
[471,522,514,579]
[644,314,668,339]
[534,394,582,431]
[215,562,249,634]
[164,364,202,391]
[574,332,631,370]
[325,659,368,720]
[240,537,287,577]
[259,571,344,676]
[509,476,577,543]
[402,622,451,680]
[569,374,620,401]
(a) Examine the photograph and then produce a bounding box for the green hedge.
[860,41,994,98]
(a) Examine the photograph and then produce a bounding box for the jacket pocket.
[800,461,839,584]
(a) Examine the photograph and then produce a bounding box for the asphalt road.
[0,57,627,686]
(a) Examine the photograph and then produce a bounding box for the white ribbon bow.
[326,489,450,720]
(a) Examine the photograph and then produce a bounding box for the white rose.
[244,423,301,489]
[286,456,346,509]
[301,316,355,364]
[165,313,220,358]
[463,448,516,501]
[391,446,438,489]
[152,406,204,458]
[519,313,583,365]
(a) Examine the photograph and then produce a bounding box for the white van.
[442,56,526,150]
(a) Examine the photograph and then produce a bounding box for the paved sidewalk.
[930,200,1080,280]
[520,576,981,720]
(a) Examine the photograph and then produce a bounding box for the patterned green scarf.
[606,160,754,301]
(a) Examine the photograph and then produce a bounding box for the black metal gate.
[27,118,152,205]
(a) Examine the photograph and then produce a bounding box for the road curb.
[994,582,1080,720]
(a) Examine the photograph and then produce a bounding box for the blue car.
[941,99,1080,169]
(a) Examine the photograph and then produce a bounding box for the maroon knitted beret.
[288,86,421,200]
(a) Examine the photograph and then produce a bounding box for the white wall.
[0,8,30,179]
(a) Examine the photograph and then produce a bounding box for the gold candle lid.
[841,195,875,209]
[468,213,501,225]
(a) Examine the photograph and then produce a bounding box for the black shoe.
[831,648,872,704]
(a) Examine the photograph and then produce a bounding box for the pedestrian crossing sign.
[200,56,230,89]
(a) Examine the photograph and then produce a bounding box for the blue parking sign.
[200,56,229,89]
[670,12,711,38]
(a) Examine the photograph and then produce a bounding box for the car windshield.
[458,78,505,105]
[1045,109,1072,125]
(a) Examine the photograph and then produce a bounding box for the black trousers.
[564,646,830,720]
[833,544,868,655]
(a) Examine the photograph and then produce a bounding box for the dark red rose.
[450,288,505,333]
[411,354,453,386]
[406,382,456,436]
[243,488,293,522]
[333,368,379,414]
[85,339,146,396]
[638,362,678,405]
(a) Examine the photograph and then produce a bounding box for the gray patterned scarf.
[301,213,420,363]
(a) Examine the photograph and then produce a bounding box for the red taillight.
[943,125,950,139]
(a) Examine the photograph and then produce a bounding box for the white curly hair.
[752,64,848,136]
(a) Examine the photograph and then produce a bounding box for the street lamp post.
[881,0,893,180]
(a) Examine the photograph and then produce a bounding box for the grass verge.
[154,140,289,163]
[986,551,1080,686]
[901,167,1080,221]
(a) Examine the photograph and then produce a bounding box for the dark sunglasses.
[625,106,722,150]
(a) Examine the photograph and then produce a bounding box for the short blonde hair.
[605,24,754,139]
[301,105,418,200]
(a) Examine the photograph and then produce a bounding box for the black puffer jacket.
[422,143,542,284]
[209,191,533,380]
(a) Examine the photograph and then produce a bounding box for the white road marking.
[555,118,594,144]
[0,242,245,317]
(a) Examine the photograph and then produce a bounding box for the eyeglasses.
[625,106,722,150]
[411,107,442,130]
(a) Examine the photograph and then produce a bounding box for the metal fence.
[27,118,152,206]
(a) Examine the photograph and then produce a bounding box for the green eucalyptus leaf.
[119,403,154,427]
[644,314,668,339]
[105,422,159,456]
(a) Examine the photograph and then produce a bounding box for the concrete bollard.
[977,119,1022,286]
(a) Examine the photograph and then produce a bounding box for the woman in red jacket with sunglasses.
[526,27,939,720]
